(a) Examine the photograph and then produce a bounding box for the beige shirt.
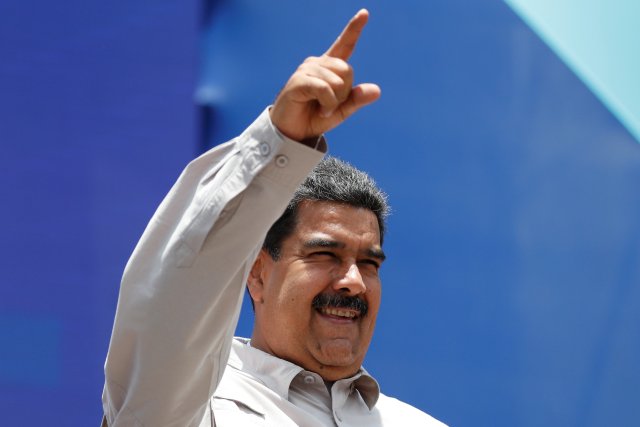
[102,108,446,426]
[206,338,446,426]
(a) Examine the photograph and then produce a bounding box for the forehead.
[291,200,381,244]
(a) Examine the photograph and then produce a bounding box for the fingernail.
[320,109,334,118]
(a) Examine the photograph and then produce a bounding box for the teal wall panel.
[505,0,640,142]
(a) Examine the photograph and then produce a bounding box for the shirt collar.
[350,367,380,409]
[229,337,380,409]
[229,337,304,401]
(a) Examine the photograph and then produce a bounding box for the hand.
[270,9,381,142]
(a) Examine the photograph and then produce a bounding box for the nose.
[333,262,366,296]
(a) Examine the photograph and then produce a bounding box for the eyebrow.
[366,247,387,262]
[303,238,386,261]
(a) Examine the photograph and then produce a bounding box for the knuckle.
[337,59,351,74]
[334,60,353,81]
[303,79,329,94]
[287,74,304,88]
[346,63,354,76]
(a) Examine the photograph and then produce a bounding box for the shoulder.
[374,393,448,427]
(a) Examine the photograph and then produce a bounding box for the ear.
[247,249,270,305]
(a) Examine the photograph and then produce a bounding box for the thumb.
[336,83,381,120]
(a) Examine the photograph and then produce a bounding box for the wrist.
[268,107,327,152]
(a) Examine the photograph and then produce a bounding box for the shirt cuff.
[238,107,326,192]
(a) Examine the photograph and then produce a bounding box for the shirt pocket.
[212,397,266,427]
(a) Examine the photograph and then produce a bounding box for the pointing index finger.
[324,9,370,61]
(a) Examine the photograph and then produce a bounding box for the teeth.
[321,307,357,318]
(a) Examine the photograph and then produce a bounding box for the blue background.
[1,1,639,426]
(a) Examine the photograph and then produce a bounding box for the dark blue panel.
[0,0,199,424]
[0,314,61,386]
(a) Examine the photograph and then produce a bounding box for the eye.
[358,259,381,271]
[309,251,337,259]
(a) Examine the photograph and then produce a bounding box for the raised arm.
[102,10,379,427]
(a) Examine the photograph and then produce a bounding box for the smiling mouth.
[317,307,360,320]
[311,294,368,320]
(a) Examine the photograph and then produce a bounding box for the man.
[102,9,447,426]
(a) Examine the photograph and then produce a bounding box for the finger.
[325,9,369,61]
[295,75,341,113]
[301,61,347,92]
[300,60,352,103]
[333,83,380,121]
[315,56,353,89]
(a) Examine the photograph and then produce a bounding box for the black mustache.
[312,294,368,317]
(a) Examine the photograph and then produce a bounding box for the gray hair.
[263,156,389,259]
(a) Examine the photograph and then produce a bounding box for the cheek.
[366,282,382,314]
[272,269,323,311]
[366,277,382,298]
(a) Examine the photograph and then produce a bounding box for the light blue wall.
[505,0,640,142]
[1,1,638,425]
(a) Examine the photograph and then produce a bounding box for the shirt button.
[275,155,289,168]
[304,375,315,384]
[258,142,270,156]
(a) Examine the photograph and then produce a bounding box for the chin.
[316,338,362,368]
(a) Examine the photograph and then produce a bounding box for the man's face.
[249,200,384,381]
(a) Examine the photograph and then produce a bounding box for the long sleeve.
[102,108,324,427]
